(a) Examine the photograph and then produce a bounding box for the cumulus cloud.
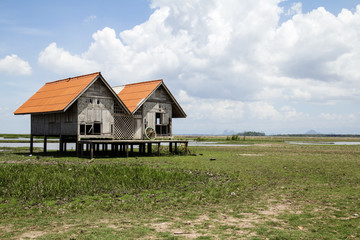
[37,0,360,133]
[285,2,302,16]
[0,54,32,75]
[38,42,100,75]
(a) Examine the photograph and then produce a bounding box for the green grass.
[1,138,360,239]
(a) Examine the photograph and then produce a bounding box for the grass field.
[0,137,359,239]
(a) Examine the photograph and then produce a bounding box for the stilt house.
[14,72,186,143]
[113,80,186,139]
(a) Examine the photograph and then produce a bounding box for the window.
[80,124,85,135]
[156,113,161,125]
[94,122,101,135]
[86,124,93,134]
[80,123,101,135]
[155,112,170,136]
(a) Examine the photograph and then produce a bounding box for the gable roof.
[14,72,129,115]
[113,79,186,118]
[113,80,162,113]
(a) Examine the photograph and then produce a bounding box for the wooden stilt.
[90,143,94,159]
[43,136,47,153]
[30,135,34,154]
[81,143,84,157]
[147,143,152,155]
[59,136,63,153]
[76,142,80,157]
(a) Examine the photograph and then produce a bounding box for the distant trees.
[238,131,265,136]
[226,131,265,141]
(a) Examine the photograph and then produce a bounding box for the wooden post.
[43,136,47,153]
[76,142,80,157]
[81,143,84,157]
[169,142,172,153]
[90,143,94,159]
[185,142,188,155]
[147,143,152,155]
[30,135,34,154]
[175,143,178,153]
[59,136,63,153]
[139,143,143,154]
[126,144,129,158]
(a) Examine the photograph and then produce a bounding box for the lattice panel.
[114,115,134,139]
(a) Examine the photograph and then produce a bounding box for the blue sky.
[1,0,360,135]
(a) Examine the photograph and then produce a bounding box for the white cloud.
[285,2,302,16]
[0,54,32,75]
[36,0,360,133]
[175,90,309,133]
[38,42,100,75]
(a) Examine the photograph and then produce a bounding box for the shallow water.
[0,137,31,141]
[0,142,76,150]
[286,141,360,145]
[0,140,249,150]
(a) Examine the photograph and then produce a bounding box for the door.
[134,118,143,139]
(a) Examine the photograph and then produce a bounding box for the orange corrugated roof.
[115,80,162,113]
[14,72,100,115]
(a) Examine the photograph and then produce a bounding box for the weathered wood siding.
[31,103,77,136]
[141,86,173,138]
[77,79,115,139]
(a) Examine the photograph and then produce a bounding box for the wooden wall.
[77,79,116,139]
[31,103,77,136]
[141,86,173,138]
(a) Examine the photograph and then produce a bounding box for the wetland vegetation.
[0,135,359,239]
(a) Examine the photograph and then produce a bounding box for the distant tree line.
[238,131,266,136]
[226,131,266,140]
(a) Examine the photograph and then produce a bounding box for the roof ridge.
[45,72,100,85]
[114,79,162,88]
